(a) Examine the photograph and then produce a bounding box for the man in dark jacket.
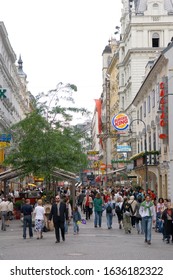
[49,195,68,243]
[21,199,33,239]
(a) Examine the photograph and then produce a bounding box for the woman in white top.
[34,199,45,239]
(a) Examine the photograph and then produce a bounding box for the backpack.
[106,205,112,214]
[115,205,121,214]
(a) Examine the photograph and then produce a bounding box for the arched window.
[153,3,159,8]
[152,33,159,47]
[107,56,111,66]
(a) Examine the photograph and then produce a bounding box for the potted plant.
[14,200,23,219]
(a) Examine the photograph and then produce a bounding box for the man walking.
[49,195,68,243]
[0,198,9,231]
[21,199,33,239]
[139,194,156,245]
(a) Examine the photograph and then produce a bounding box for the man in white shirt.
[139,194,156,245]
[0,198,9,231]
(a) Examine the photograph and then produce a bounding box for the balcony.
[130,150,159,168]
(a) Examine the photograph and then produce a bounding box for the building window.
[156,82,160,103]
[121,73,124,86]
[152,89,155,107]
[152,33,159,48]
[153,3,159,8]
[137,110,139,124]
[148,95,151,113]
[140,106,142,120]
[143,101,146,117]
[138,142,140,153]
[141,140,143,152]
[122,96,125,110]
[153,131,156,150]
[107,56,111,66]
[149,134,151,151]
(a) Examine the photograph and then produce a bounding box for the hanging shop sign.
[0,89,7,99]
[116,145,131,152]
[87,150,99,155]
[158,80,168,141]
[0,134,11,142]
[112,113,130,132]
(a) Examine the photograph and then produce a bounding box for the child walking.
[73,205,81,235]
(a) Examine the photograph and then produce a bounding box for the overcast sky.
[1,0,122,122]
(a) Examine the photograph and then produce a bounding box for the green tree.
[4,83,89,180]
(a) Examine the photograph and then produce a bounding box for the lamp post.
[129,119,148,193]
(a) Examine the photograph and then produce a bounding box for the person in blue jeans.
[139,194,156,245]
[93,193,103,228]
[21,199,33,239]
[73,205,81,234]
[105,196,113,229]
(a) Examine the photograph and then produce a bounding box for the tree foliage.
[4,83,90,179]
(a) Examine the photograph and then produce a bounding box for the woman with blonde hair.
[34,199,45,239]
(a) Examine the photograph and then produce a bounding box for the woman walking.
[82,192,93,220]
[105,196,113,229]
[72,205,81,235]
[115,196,123,229]
[134,196,143,234]
[93,193,103,228]
[139,194,156,245]
[161,202,173,244]
[34,199,45,239]
[122,197,133,234]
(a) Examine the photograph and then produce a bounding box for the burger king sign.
[112,113,130,132]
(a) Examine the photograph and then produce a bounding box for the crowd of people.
[0,185,173,246]
[76,185,173,245]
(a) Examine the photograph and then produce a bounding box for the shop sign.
[112,113,130,132]
[159,80,168,140]
[117,145,131,152]
[87,150,99,155]
[0,134,11,142]
[0,89,7,99]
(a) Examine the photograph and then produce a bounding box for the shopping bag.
[81,218,86,224]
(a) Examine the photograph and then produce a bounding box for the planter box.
[14,210,21,220]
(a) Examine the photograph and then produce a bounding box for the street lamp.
[129,119,148,193]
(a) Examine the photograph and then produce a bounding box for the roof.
[102,45,112,55]
[136,0,173,14]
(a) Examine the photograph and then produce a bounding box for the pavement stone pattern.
[0,211,172,260]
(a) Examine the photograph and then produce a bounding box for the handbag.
[125,211,131,217]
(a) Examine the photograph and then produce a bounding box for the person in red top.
[82,192,93,220]
[104,192,110,203]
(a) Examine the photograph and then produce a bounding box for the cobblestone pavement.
[0,212,173,260]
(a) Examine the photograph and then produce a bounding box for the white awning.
[106,167,126,175]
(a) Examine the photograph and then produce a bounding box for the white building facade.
[118,0,173,120]
[114,0,173,192]
[0,22,31,164]
[132,41,173,201]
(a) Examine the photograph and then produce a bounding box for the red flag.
[94,99,103,147]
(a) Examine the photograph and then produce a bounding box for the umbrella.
[28,183,36,187]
